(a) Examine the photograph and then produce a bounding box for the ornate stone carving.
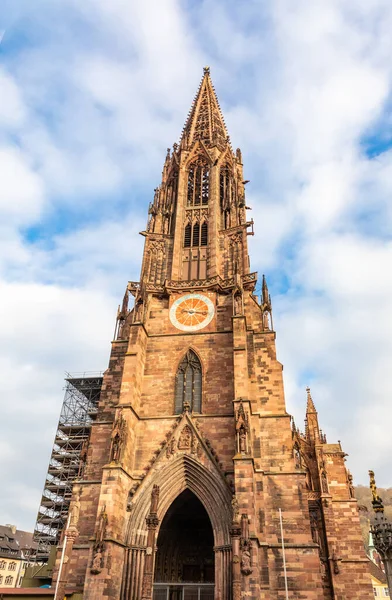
[178,425,192,450]
[166,437,176,458]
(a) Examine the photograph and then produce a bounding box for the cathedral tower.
[53,69,373,600]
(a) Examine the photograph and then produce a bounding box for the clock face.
[169,293,215,332]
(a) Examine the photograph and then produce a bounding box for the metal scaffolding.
[33,373,103,562]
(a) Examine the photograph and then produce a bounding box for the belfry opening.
[153,490,214,600]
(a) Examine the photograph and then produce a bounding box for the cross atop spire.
[180,67,229,149]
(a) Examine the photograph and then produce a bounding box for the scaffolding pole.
[33,373,103,562]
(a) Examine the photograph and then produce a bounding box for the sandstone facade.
[53,68,373,600]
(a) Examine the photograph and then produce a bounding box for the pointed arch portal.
[123,455,232,600]
[153,490,214,600]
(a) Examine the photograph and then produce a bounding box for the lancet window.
[187,158,209,206]
[174,350,202,414]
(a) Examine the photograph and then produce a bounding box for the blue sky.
[1,0,392,531]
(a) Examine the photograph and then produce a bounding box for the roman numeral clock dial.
[169,293,215,332]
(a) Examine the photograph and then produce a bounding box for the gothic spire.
[180,67,229,149]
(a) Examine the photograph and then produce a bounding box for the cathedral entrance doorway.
[153,490,214,600]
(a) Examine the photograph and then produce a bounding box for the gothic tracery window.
[174,350,202,414]
[187,158,209,206]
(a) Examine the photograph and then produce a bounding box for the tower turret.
[139,67,252,290]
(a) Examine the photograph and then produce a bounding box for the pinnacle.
[306,386,317,413]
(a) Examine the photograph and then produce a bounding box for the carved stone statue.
[69,494,80,528]
[91,506,107,575]
[239,426,247,453]
[91,550,103,574]
[347,471,355,498]
[293,445,301,470]
[240,549,252,575]
[95,506,108,547]
[191,435,199,455]
[110,410,127,463]
[234,293,242,316]
[321,471,329,494]
[236,402,249,454]
[231,496,240,524]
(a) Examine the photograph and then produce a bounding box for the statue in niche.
[347,471,355,498]
[321,471,329,494]
[235,402,249,454]
[240,515,252,575]
[69,493,81,528]
[91,549,103,574]
[231,496,240,524]
[91,505,107,575]
[309,510,320,546]
[240,549,252,575]
[134,298,144,322]
[234,293,242,316]
[126,493,133,513]
[239,425,247,453]
[178,425,192,450]
[293,445,301,469]
[263,310,270,330]
[331,550,341,574]
[109,409,127,464]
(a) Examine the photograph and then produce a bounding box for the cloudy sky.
[1,0,391,531]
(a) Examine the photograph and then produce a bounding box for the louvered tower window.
[192,223,200,246]
[201,222,208,246]
[183,222,208,248]
[184,223,191,247]
[174,350,202,414]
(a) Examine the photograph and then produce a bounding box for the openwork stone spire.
[180,67,229,149]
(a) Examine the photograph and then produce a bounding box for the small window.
[384,589,389,597]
